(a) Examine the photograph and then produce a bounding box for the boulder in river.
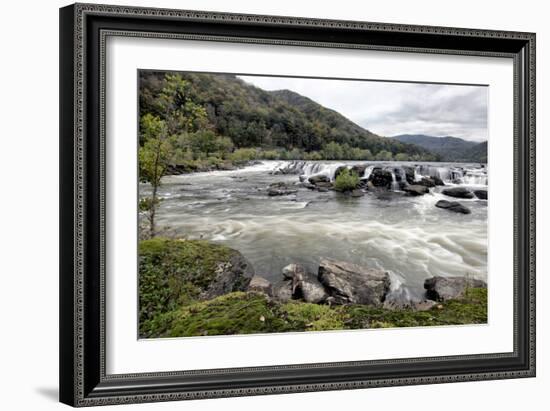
[348,189,365,197]
[442,186,475,199]
[433,175,445,186]
[267,182,298,196]
[369,168,393,188]
[435,200,471,214]
[417,177,436,187]
[351,164,368,177]
[424,276,487,302]
[282,264,328,303]
[247,275,273,296]
[202,252,255,299]
[318,258,390,306]
[402,166,416,185]
[474,189,488,200]
[402,184,430,196]
[309,174,331,185]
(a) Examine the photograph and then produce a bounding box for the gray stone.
[424,276,487,302]
[247,275,273,296]
[402,184,430,196]
[474,189,488,200]
[309,174,331,185]
[281,263,328,303]
[202,252,255,299]
[442,186,475,199]
[318,258,390,306]
[435,200,471,214]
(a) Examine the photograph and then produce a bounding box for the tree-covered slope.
[391,134,487,162]
[139,71,437,160]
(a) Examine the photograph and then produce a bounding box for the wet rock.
[202,252,255,299]
[442,187,475,199]
[302,182,316,190]
[351,164,368,177]
[474,189,488,200]
[349,189,364,197]
[369,168,393,188]
[314,181,333,189]
[435,200,471,214]
[433,176,445,186]
[402,184,430,196]
[267,182,298,196]
[424,276,487,302]
[309,174,331,185]
[318,258,390,306]
[282,264,328,303]
[402,166,416,185]
[317,187,329,193]
[247,275,273,296]
[417,177,436,187]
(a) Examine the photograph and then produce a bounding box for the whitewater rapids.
[144,160,488,293]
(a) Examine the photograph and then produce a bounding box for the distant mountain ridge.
[391,134,487,162]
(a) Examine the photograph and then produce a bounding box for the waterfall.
[362,165,374,180]
[269,160,487,187]
[390,171,399,191]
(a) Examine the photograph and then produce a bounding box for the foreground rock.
[442,186,475,199]
[424,276,487,302]
[267,182,297,196]
[202,252,255,299]
[318,259,390,305]
[474,189,488,200]
[435,199,471,214]
[282,264,328,303]
[402,184,430,196]
[247,275,273,296]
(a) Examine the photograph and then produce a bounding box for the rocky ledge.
[248,258,486,311]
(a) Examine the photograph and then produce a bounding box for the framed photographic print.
[59,3,536,407]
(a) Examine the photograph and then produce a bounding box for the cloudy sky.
[239,75,488,142]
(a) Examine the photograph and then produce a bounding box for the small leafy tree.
[139,114,172,238]
[375,150,393,161]
[395,152,409,161]
[334,168,360,192]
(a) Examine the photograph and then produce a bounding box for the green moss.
[280,301,345,331]
[142,292,289,338]
[344,287,487,329]
[139,238,234,326]
[142,288,487,338]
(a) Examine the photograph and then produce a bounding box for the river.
[144,160,488,296]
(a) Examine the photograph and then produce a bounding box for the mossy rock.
[139,238,252,328]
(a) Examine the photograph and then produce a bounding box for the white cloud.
[238,75,488,142]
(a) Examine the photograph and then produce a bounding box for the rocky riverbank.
[139,238,487,338]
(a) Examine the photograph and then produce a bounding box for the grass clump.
[334,168,360,192]
[139,238,234,326]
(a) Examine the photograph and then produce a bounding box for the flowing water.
[144,161,488,295]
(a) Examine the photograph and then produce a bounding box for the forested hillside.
[139,71,439,168]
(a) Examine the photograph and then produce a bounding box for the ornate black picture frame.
[59,3,535,407]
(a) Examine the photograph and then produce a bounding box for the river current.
[144,160,488,294]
